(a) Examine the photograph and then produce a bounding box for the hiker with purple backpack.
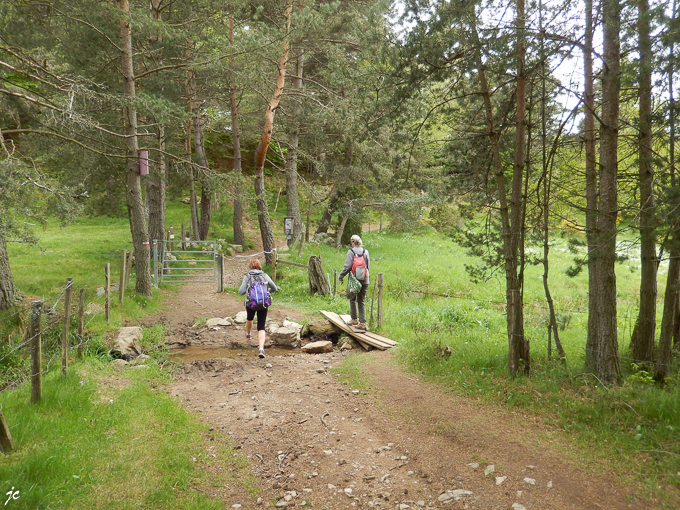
[239,258,278,358]
[338,234,370,331]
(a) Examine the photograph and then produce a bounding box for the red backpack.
[351,249,368,280]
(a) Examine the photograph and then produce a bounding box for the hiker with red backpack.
[239,258,278,358]
[338,234,370,330]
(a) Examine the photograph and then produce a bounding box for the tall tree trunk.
[146,0,166,253]
[184,44,199,241]
[471,18,525,376]
[655,0,678,381]
[286,50,305,247]
[147,124,166,260]
[509,0,529,375]
[193,110,212,240]
[583,0,599,372]
[119,0,152,297]
[253,0,293,264]
[229,14,245,246]
[631,0,657,363]
[538,3,565,361]
[0,237,21,311]
[593,0,622,384]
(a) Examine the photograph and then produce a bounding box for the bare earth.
[138,252,658,510]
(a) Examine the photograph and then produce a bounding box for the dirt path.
[142,266,655,510]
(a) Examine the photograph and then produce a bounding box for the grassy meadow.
[1,188,679,508]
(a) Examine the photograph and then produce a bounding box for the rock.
[231,244,243,253]
[523,477,536,485]
[438,490,473,503]
[233,311,248,324]
[129,354,150,365]
[85,303,104,316]
[339,342,353,351]
[267,323,300,347]
[467,463,479,469]
[512,504,527,510]
[301,341,334,354]
[301,319,343,338]
[484,465,495,476]
[112,326,143,360]
[495,476,507,486]
[110,359,127,369]
[206,317,232,328]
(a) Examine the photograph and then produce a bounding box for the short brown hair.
[249,258,262,270]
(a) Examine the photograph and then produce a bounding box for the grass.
[272,226,680,507]
[2,186,680,508]
[0,357,255,509]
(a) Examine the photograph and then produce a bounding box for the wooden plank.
[320,310,397,350]
[321,311,373,350]
[338,314,397,346]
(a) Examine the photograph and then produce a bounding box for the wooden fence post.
[62,277,73,376]
[369,280,377,330]
[30,300,43,404]
[377,272,383,328]
[77,288,85,358]
[105,263,111,323]
[124,246,134,289]
[181,223,186,250]
[0,409,13,453]
[272,249,278,282]
[333,270,337,297]
[119,249,127,303]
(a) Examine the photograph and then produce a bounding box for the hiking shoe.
[349,319,359,326]
[245,333,252,340]
[258,348,266,359]
[357,323,368,331]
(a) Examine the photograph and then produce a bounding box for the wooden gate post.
[377,272,383,328]
[181,223,186,250]
[62,277,73,376]
[30,300,43,404]
[0,409,13,453]
[105,263,111,323]
[77,288,85,358]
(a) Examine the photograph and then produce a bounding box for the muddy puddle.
[168,345,295,361]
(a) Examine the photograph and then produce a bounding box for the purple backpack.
[245,275,272,311]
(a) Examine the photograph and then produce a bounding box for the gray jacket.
[339,246,370,284]
[239,269,278,295]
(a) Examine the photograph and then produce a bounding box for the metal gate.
[153,239,222,290]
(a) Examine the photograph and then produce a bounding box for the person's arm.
[238,275,249,295]
[338,250,353,281]
[265,274,278,293]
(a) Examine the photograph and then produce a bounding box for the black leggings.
[246,307,268,331]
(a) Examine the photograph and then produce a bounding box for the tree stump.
[308,255,330,295]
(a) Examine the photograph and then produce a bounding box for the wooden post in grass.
[62,277,73,376]
[77,288,85,358]
[272,249,278,282]
[333,270,337,297]
[369,281,377,330]
[181,223,186,250]
[377,272,383,328]
[30,300,43,404]
[105,263,111,322]
[119,249,127,303]
[124,246,134,290]
[0,409,13,453]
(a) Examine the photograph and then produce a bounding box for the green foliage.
[0,359,251,509]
